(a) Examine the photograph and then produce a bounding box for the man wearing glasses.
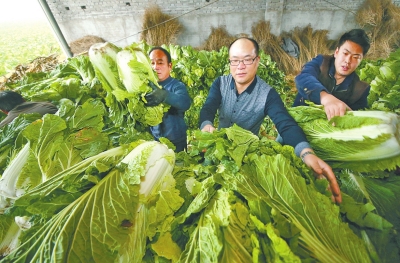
[199,37,341,204]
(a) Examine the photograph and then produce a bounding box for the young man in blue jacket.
[145,47,191,152]
[293,29,370,120]
[199,37,341,203]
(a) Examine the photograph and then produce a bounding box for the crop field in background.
[0,21,62,77]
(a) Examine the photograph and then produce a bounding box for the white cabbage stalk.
[0,219,22,257]
[88,42,124,92]
[0,196,8,211]
[0,216,31,258]
[14,216,32,231]
[349,136,400,160]
[0,143,30,200]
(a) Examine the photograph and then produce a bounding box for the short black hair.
[0,90,24,112]
[337,29,370,55]
[148,46,172,63]
[228,37,260,56]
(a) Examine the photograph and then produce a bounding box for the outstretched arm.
[300,148,342,204]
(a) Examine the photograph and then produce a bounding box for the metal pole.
[37,0,73,58]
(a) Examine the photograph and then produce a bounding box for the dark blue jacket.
[293,54,370,110]
[150,76,191,148]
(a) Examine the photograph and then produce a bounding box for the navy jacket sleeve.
[163,78,191,111]
[295,54,329,104]
[199,77,222,129]
[265,89,310,156]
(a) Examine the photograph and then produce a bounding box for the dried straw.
[200,26,236,51]
[140,4,182,46]
[0,54,62,90]
[252,21,332,75]
[356,0,400,59]
[69,35,106,56]
[251,20,295,74]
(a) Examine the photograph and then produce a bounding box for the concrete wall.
[46,0,266,48]
[265,0,377,40]
[45,0,400,48]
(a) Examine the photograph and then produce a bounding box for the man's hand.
[201,124,216,133]
[320,92,351,120]
[301,149,342,204]
[145,87,168,106]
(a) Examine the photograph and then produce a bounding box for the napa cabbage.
[0,141,179,262]
[116,43,168,126]
[89,42,166,127]
[288,106,400,172]
[88,42,124,93]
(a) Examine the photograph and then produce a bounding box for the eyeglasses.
[229,57,258,66]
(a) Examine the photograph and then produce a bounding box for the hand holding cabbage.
[144,81,168,106]
[89,42,169,127]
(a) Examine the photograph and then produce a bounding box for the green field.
[0,21,62,77]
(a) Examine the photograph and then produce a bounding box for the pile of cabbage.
[0,42,398,262]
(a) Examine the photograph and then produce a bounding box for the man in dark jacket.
[199,37,341,204]
[145,47,191,152]
[293,29,370,120]
[0,90,58,128]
